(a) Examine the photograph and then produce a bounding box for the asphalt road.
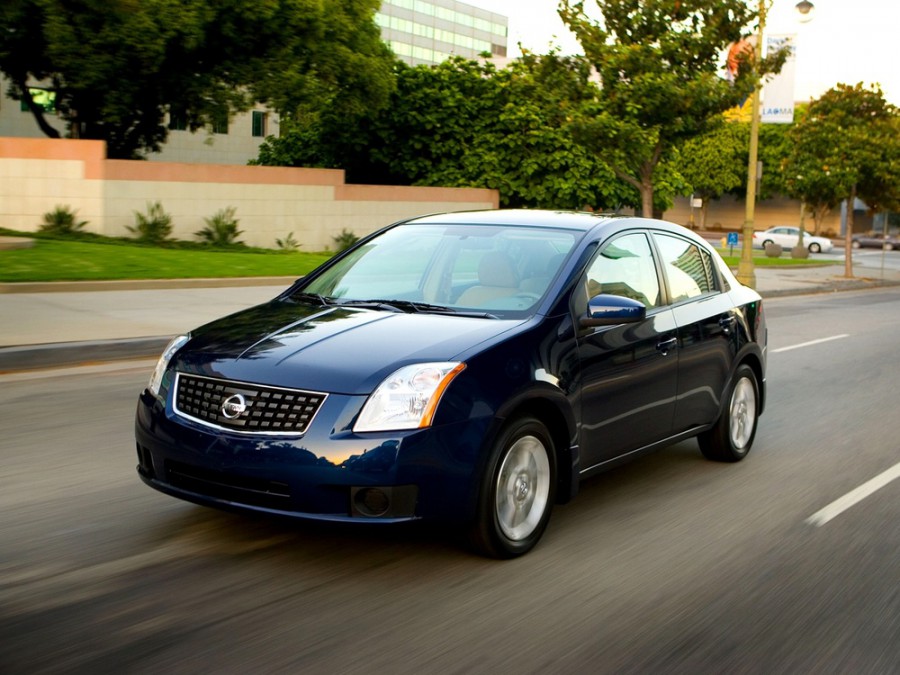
[2,288,898,674]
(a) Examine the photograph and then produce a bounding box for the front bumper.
[135,388,488,523]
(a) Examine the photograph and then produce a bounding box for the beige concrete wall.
[0,137,499,250]
[664,194,844,236]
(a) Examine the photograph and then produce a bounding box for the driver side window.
[583,233,661,309]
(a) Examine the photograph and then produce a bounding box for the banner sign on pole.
[761,34,797,124]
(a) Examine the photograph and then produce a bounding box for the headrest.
[478,252,518,288]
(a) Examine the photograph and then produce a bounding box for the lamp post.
[736,0,815,287]
[736,1,767,288]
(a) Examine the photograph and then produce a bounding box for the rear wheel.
[699,365,759,462]
[852,240,862,249]
[469,417,556,558]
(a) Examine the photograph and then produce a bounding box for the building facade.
[376,0,508,66]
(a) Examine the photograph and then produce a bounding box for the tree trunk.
[844,184,856,278]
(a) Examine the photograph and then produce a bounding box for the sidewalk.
[1,263,899,372]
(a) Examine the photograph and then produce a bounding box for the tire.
[886,243,895,251]
[469,417,556,558]
[852,240,861,249]
[698,365,759,463]
[762,239,773,248]
[808,242,821,253]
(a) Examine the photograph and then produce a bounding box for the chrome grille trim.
[173,372,327,436]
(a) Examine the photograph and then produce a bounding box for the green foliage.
[256,54,630,210]
[0,0,395,159]
[128,201,173,244]
[275,232,300,251]
[559,0,783,216]
[332,229,359,252]
[195,207,244,246]
[784,84,900,233]
[39,205,87,235]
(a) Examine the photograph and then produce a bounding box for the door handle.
[656,337,678,355]
[719,316,737,335]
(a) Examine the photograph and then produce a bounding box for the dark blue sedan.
[135,210,767,557]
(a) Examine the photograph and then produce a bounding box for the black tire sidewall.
[471,416,556,558]
[700,364,759,462]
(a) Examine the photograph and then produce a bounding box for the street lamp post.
[736,1,767,288]
[736,0,815,287]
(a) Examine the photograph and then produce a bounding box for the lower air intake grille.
[174,373,326,435]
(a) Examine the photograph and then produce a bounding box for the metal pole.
[737,0,766,288]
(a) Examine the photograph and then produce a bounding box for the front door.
[575,232,678,471]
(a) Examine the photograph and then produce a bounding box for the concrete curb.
[3,276,899,373]
[0,337,172,373]
[0,277,298,294]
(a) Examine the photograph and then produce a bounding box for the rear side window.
[654,233,716,303]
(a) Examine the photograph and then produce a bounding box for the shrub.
[332,228,359,252]
[275,232,300,251]
[195,207,244,246]
[39,205,87,235]
[128,201,173,243]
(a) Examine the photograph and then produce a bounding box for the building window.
[20,88,56,113]
[168,106,188,131]
[252,111,268,137]
[212,111,229,135]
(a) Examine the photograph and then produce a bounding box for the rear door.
[652,232,738,433]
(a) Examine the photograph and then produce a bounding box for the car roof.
[403,209,624,232]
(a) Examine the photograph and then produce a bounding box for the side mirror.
[579,294,646,328]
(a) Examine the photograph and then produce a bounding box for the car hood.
[175,299,522,394]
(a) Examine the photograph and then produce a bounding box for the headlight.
[148,334,190,398]
[354,362,466,432]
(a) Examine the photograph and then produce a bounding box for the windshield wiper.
[290,292,332,306]
[337,299,498,319]
[332,299,405,313]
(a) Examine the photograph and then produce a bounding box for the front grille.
[174,373,326,435]
[165,460,292,510]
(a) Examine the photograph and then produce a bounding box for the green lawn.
[717,251,839,268]
[0,236,333,282]
[0,232,837,283]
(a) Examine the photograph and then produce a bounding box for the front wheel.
[698,365,759,463]
[469,417,556,558]
[808,242,822,253]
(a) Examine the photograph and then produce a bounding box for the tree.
[784,83,899,276]
[0,0,394,159]
[257,54,633,210]
[559,0,786,217]
[677,117,747,228]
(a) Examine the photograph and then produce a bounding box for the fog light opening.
[353,487,391,517]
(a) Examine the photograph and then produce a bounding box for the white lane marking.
[772,334,849,353]
[806,462,900,527]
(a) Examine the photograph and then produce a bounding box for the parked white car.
[753,226,834,253]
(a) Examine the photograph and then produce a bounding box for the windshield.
[298,223,577,315]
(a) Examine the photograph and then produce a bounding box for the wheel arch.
[492,390,578,506]
[736,350,766,417]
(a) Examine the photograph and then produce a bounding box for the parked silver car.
[753,227,834,253]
